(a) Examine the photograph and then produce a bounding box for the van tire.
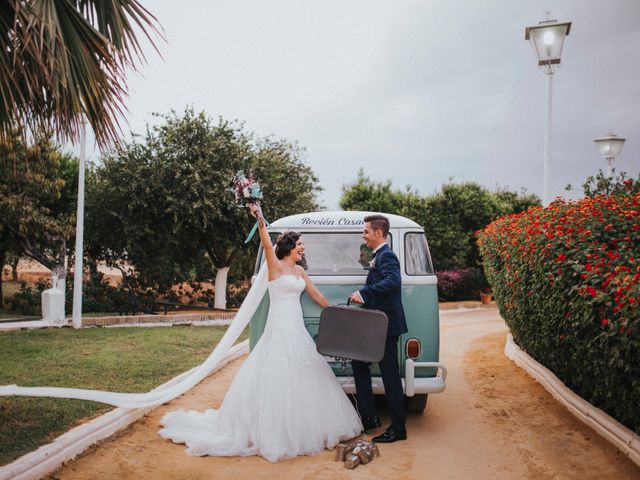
[405,394,428,413]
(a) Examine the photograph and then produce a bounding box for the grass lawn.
[0,325,247,465]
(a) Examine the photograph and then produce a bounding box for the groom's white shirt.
[353,242,388,304]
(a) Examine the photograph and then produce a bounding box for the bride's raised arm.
[247,203,280,281]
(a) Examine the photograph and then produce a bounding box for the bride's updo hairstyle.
[275,231,301,259]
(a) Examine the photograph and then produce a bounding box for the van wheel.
[405,394,428,413]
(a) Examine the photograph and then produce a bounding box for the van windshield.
[257,232,392,275]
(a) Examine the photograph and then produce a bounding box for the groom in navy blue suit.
[350,214,408,443]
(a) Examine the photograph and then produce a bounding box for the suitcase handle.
[341,298,361,307]
[345,298,362,307]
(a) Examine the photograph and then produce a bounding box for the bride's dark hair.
[275,231,301,260]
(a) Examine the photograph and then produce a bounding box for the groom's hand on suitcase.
[349,291,364,304]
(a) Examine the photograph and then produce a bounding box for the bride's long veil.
[0,262,269,409]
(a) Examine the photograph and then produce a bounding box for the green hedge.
[477,194,640,434]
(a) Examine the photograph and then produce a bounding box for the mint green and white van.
[249,211,447,413]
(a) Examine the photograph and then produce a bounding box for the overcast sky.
[84,0,640,209]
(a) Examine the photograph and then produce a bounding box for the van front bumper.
[336,360,447,396]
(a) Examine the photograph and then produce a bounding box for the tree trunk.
[51,259,67,323]
[88,256,98,276]
[51,264,66,289]
[214,267,229,310]
[11,256,18,281]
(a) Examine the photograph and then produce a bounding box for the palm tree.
[0,0,161,148]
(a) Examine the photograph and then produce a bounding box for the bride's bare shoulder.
[296,265,309,279]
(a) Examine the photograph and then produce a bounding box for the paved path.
[49,309,640,479]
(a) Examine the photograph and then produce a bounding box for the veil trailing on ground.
[0,262,269,409]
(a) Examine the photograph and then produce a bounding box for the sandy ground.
[46,309,639,480]
[2,259,123,285]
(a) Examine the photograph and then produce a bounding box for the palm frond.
[0,0,163,149]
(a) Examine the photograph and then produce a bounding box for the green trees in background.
[340,170,540,272]
[87,108,320,309]
[1,109,320,313]
[0,0,161,313]
[0,132,79,298]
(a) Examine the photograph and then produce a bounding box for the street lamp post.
[72,122,87,329]
[525,13,572,205]
[594,130,626,177]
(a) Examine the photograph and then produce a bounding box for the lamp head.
[525,14,571,67]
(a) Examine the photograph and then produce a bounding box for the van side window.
[405,233,434,275]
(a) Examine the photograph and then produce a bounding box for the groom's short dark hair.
[364,214,390,238]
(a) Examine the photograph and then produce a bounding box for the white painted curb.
[0,340,250,480]
[505,334,640,467]
[0,313,235,332]
[0,320,56,331]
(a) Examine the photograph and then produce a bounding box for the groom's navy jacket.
[359,244,408,337]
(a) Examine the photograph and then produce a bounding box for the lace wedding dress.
[159,274,363,462]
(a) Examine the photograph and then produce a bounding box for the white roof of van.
[269,211,422,229]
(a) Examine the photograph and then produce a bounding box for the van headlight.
[405,338,421,359]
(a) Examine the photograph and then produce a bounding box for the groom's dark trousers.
[352,243,408,432]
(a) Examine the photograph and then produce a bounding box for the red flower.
[586,286,597,298]
[555,254,566,262]
[601,319,610,326]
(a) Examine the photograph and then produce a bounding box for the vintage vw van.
[249,211,447,412]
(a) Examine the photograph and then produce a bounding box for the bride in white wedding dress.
[159,205,363,462]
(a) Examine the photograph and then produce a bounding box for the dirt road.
[49,309,639,479]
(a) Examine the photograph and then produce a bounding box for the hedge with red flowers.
[477,194,640,434]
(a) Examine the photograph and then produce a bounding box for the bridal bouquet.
[231,170,269,243]
[231,170,263,206]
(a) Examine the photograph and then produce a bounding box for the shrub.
[6,273,126,315]
[4,281,46,315]
[435,268,485,301]
[477,194,640,434]
[64,273,120,313]
[227,280,249,308]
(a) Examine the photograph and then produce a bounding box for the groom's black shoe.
[372,427,407,443]
[361,416,381,431]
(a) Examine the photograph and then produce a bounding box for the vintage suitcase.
[317,304,388,363]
